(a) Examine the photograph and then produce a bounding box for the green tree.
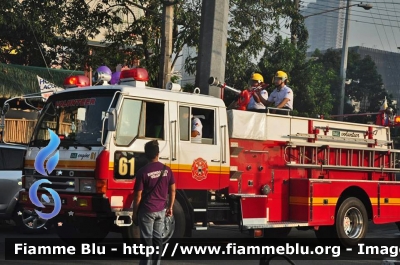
[257,17,334,118]
[312,48,392,123]
[0,1,303,86]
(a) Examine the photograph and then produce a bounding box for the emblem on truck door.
[191,158,209,181]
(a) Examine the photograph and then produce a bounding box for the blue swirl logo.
[29,129,61,220]
[34,129,60,176]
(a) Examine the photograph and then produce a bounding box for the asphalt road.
[0,221,399,265]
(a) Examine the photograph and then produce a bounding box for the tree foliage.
[0,0,304,88]
[311,48,392,123]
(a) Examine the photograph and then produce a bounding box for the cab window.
[179,106,215,145]
[138,101,165,140]
[115,99,142,146]
[115,100,165,146]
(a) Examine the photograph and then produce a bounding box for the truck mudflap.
[18,191,112,217]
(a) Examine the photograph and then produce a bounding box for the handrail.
[221,125,227,163]
[266,107,291,115]
[170,120,177,161]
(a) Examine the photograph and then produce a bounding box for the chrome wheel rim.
[21,209,47,230]
[343,207,363,238]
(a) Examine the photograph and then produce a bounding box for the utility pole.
[338,0,351,121]
[291,0,300,47]
[84,48,93,86]
[159,0,174,89]
[195,0,229,98]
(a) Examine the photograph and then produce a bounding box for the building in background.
[308,46,400,111]
[349,46,400,109]
[303,0,345,52]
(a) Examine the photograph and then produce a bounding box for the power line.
[301,1,400,14]
[303,10,400,30]
[301,5,400,24]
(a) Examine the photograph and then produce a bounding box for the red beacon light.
[394,116,400,126]
[64,75,90,89]
[119,68,149,88]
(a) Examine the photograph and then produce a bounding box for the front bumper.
[18,191,112,218]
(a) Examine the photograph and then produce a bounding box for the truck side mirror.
[107,108,117,132]
[1,104,9,116]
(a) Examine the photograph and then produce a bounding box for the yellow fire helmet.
[275,71,288,82]
[251,73,264,83]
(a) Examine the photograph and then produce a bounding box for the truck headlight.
[79,179,96,193]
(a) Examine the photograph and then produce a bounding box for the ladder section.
[285,142,400,173]
[289,118,392,149]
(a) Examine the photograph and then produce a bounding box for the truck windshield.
[31,90,116,147]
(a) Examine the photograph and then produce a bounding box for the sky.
[298,0,400,52]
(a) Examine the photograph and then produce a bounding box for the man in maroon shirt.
[132,140,176,265]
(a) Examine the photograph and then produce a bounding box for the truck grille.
[27,175,78,193]
[25,168,95,193]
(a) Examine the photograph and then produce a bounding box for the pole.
[338,0,351,121]
[84,48,93,86]
[195,0,229,97]
[291,0,300,47]
[159,1,174,89]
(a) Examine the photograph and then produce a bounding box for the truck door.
[110,98,170,189]
[176,105,221,190]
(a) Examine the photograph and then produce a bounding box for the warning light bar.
[120,68,149,82]
[64,75,90,89]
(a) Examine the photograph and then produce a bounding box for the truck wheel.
[335,197,368,247]
[264,227,291,238]
[13,206,52,234]
[55,217,112,243]
[170,200,185,239]
[123,200,186,244]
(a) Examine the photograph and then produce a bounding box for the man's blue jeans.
[138,209,166,265]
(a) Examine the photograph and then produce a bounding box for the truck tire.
[55,216,112,244]
[335,197,368,247]
[122,200,186,244]
[13,205,52,234]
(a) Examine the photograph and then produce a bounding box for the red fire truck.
[11,68,400,248]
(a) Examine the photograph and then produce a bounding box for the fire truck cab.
[15,68,400,248]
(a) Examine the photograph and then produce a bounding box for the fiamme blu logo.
[29,129,62,220]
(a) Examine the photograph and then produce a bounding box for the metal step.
[207,202,230,211]
[243,221,309,230]
[194,223,208,230]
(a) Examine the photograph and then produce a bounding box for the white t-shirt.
[247,90,269,110]
[267,85,293,110]
[191,117,202,143]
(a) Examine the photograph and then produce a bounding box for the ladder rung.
[287,141,398,152]
[290,133,392,145]
[286,163,400,173]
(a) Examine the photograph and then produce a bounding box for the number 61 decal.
[118,157,135,176]
[114,151,137,179]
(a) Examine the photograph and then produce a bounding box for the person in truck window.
[132,140,175,265]
[191,114,204,144]
[257,70,293,114]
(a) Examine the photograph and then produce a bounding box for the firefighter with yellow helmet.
[228,72,268,111]
[245,72,268,111]
[256,70,293,112]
